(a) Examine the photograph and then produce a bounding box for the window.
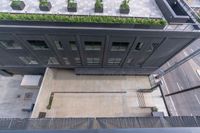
[127,58,133,64]
[19,57,38,65]
[152,43,159,49]
[48,57,59,65]
[70,41,78,51]
[0,40,22,49]
[111,42,129,51]
[28,40,49,50]
[135,42,143,51]
[75,57,81,65]
[85,41,101,51]
[63,57,70,65]
[108,58,122,65]
[147,43,159,52]
[54,41,63,50]
[87,58,100,65]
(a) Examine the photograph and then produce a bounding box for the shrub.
[11,0,22,6]
[120,0,130,10]
[68,0,76,8]
[46,94,54,110]
[0,13,167,26]
[95,0,103,9]
[39,0,49,6]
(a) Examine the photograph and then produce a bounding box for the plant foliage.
[0,13,167,25]
[39,0,49,6]
[68,0,76,8]
[120,0,130,10]
[95,0,103,9]
[11,0,22,6]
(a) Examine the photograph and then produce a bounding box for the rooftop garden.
[0,13,167,26]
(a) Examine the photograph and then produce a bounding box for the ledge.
[0,13,167,29]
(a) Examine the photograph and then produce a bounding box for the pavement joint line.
[52,91,127,94]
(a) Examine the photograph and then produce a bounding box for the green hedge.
[0,13,167,25]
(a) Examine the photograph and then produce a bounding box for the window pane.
[19,57,38,65]
[87,58,100,65]
[135,42,143,51]
[75,57,81,65]
[111,42,129,51]
[48,57,59,65]
[0,40,22,49]
[108,58,122,65]
[85,41,101,51]
[127,58,133,64]
[70,41,77,51]
[63,57,70,65]
[28,40,49,50]
[54,41,63,50]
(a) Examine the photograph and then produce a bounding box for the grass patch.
[0,13,167,26]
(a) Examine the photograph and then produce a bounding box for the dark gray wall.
[0,24,199,75]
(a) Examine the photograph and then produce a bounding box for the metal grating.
[0,117,199,130]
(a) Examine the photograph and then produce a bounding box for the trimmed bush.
[67,0,77,12]
[120,0,130,14]
[46,93,54,110]
[0,13,167,26]
[39,0,52,11]
[11,0,25,10]
[95,0,103,13]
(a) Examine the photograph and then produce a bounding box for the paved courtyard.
[32,68,167,118]
[0,0,163,18]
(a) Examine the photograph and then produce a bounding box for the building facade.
[0,0,199,75]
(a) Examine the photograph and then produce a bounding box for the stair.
[137,92,146,107]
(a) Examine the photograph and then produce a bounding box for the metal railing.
[163,0,200,32]
[164,23,198,31]
[179,0,200,22]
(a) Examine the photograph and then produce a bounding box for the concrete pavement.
[157,38,200,116]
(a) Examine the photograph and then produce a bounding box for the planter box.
[39,2,52,11]
[68,3,77,12]
[10,1,25,10]
[155,0,190,23]
[95,6,103,13]
[120,8,130,14]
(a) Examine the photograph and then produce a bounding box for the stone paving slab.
[0,0,163,18]
[0,75,39,118]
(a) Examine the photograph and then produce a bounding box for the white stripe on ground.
[161,77,170,94]
[183,51,188,56]
[176,82,183,91]
[195,94,200,105]
[167,62,171,67]
[161,77,178,116]
[169,96,178,116]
